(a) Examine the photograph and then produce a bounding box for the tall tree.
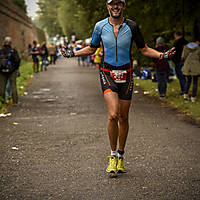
[37,0,63,37]
[37,0,200,42]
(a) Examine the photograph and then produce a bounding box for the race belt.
[100,67,133,83]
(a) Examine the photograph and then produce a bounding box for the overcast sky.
[25,0,39,19]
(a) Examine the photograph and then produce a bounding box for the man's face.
[107,0,125,19]
[4,42,11,46]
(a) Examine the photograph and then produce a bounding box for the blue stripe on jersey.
[90,18,145,67]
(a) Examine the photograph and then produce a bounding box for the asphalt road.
[0,58,200,200]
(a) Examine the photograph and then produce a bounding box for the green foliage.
[17,61,33,96]
[37,0,63,37]
[36,26,46,44]
[57,0,107,39]
[57,0,77,38]
[37,0,200,45]
[12,0,27,13]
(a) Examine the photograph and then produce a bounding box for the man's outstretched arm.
[74,46,97,57]
[140,45,175,60]
[60,45,97,58]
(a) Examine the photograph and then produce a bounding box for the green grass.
[135,78,200,121]
[0,61,33,113]
[17,61,33,95]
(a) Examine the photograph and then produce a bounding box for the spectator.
[182,37,200,102]
[172,31,188,95]
[91,53,95,67]
[80,43,86,66]
[30,41,40,73]
[48,43,57,65]
[132,60,141,77]
[0,36,20,104]
[85,42,91,67]
[152,37,170,98]
[56,44,62,59]
[40,42,49,71]
[75,43,82,66]
[5,79,11,102]
[94,48,102,68]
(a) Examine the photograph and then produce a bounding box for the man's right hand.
[60,45,75,58]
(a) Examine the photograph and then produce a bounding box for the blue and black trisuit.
[90,17,146,100]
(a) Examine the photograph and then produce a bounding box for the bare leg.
[118,99,131,151]
[104,91,119,151]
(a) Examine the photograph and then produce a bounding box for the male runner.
[61,0,175,174]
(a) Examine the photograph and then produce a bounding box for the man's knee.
[118,113,128,122]
[108,112,119,121]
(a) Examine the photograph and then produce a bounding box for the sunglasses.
[108,2,125,6]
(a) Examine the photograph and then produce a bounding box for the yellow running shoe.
[106,156,118,173]
[117,157,126,173]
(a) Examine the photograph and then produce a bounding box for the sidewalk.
[0,58,200,200]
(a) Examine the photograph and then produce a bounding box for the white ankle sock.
[111,150,117,157]
[117,153,123,158]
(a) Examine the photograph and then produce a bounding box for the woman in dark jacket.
[152,37,170,98]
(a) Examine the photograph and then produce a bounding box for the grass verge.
[135,78,200,122]
[0,61,33,113]
[17,61,33,96]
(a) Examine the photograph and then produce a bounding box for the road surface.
[0,58,200,200]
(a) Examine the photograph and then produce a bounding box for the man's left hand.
[160,47,176,60]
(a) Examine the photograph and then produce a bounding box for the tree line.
[36,0,200,42]
[11,0,200,43]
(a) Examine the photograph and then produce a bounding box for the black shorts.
[99,67,134,100]
[33,57,39,63]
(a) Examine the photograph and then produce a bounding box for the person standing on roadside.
[172,31,188,96]
[152,36,170,98]
[94,47,102,68]
[0,36,20,105]
[182,37,200,102]
[49,43,57,65]
[40,42,49,71]
[30,41,40,73]
[60,0,175,174]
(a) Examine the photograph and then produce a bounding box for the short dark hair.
[33,40,37,45]
[174,31,183,36]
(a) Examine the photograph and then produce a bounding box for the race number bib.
[110,70,127,83]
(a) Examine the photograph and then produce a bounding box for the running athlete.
[61,0,175,174]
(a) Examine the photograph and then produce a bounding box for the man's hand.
[60,45,75,58]
[159,47,176,60]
